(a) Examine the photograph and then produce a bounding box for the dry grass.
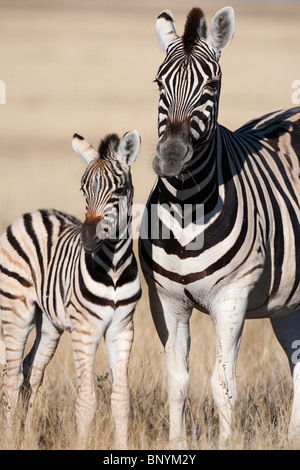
[0,303,295,450]
[0,0,299,450]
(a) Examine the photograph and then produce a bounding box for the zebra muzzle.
[81,216,104,253]
[153,137,193,177]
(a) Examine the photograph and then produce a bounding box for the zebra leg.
[105,318,134,450]
[210,299,246,449]
[149,286,192,449]
[270,310,300,445]
[1,302,35,431]
[22,311,61,430]
[71,322,103,449]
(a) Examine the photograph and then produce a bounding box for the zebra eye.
[154,78,164,91]
[205,80,219,91]
[114,187,124,195]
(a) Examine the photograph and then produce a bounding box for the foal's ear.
[156,10,178,52]
[72,133,99,165]
[117,130,140,167]
[206,6,235,53]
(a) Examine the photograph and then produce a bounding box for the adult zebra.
[0,130,141,449]
[139,6,300,449]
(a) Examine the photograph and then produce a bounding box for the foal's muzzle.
[81,216,104,253]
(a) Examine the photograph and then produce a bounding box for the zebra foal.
[0,130,141,449]
[139,6,300,448]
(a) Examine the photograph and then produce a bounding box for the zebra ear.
[117,130,140,167]
[156,10,178,52]
[72,133,99,165]
[206,6,235,53]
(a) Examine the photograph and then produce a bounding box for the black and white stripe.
[139,6,300,449]
[0,130,141,449]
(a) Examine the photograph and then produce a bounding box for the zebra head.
[72,130,140,253]
[153,6,235,177]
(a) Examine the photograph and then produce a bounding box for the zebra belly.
[143,241,299,321]
[246,275,300,319]
[38,280,139,333]
[149,269,299,321]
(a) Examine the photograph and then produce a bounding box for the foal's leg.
[271,309,300,445]
[71,318,105,450]
[105,317,134,450]
[22,310,61,430]
[1,300,35,430]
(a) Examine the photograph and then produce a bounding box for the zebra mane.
[98,134,120,160]
[183,8,206,53]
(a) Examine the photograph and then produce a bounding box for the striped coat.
[0,130,141,449]
[139,6,300,449]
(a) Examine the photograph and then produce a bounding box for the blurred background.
[0,0,299,229]
[0,0,299,449]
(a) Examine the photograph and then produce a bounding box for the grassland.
[0,0,299,450]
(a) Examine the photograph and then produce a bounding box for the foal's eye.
[114,187,124,195]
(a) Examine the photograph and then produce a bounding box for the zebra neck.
[92,236,133,272]
[158,126,221,215]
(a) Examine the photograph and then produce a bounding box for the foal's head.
[72,130,140,253]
